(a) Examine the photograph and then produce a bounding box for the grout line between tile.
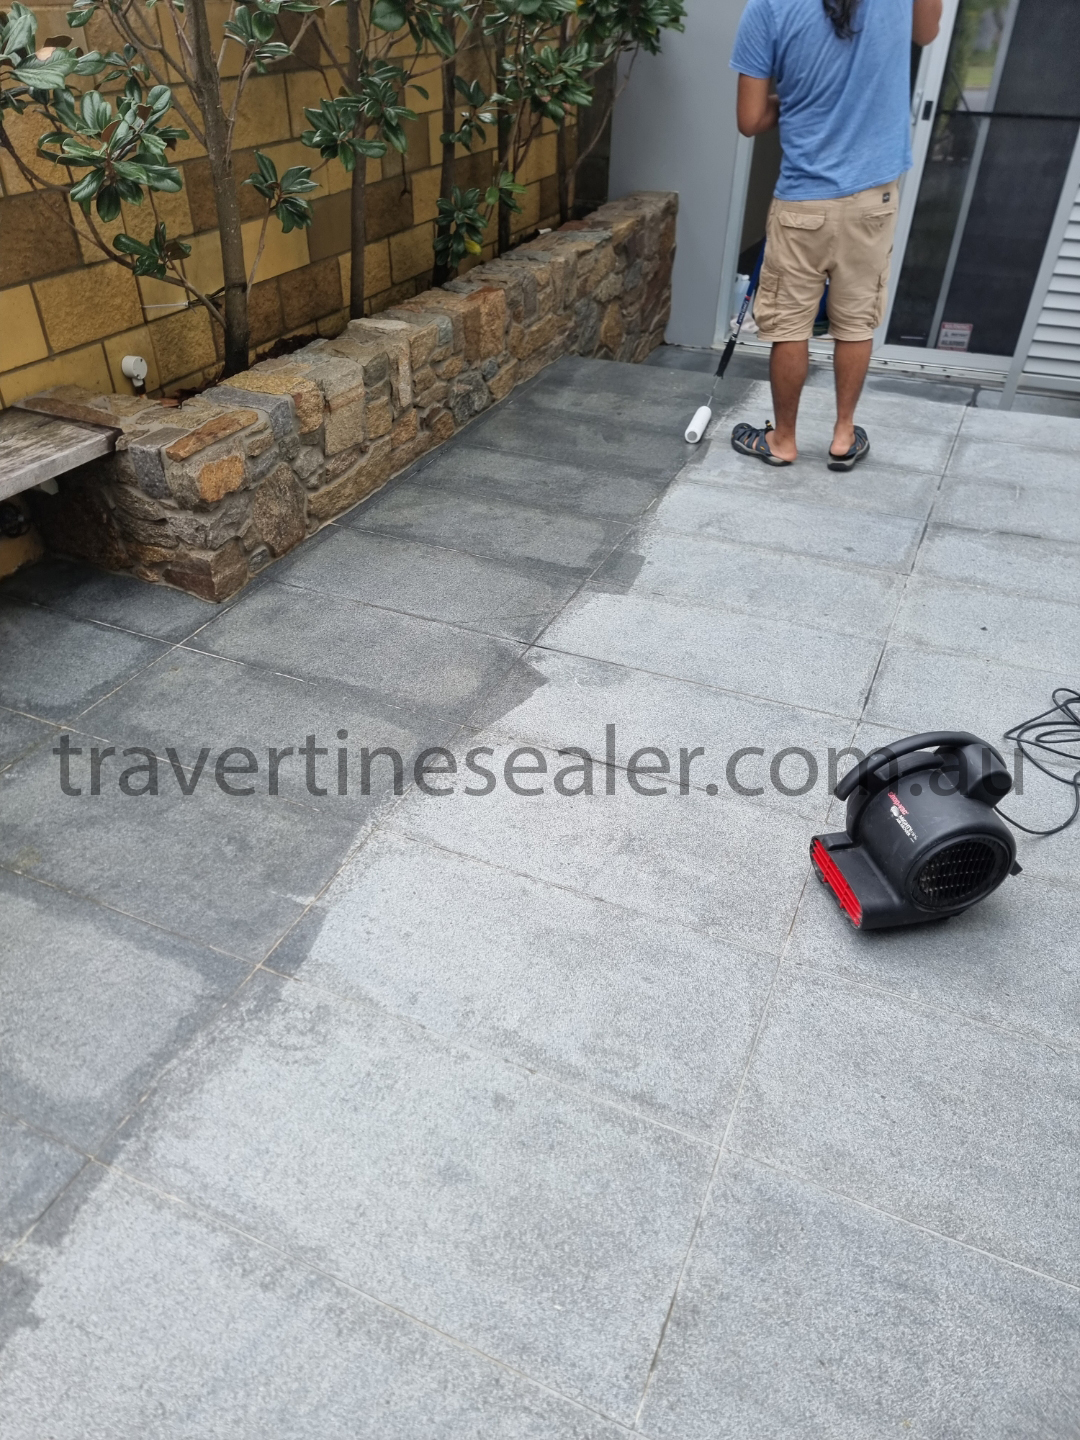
[86,1155,653,1436]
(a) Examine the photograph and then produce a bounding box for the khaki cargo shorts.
[753,182,900,343]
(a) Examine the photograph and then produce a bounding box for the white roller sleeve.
[684,405,712,444]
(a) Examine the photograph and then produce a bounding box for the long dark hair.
[823,0,862,39]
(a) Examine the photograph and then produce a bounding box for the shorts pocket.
[752,270,781,331]
[777,212,826,231]
[857,203,899,240]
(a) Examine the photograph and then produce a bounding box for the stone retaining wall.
[26,192,675,601]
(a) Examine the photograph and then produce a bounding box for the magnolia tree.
[0,0,682,384]
[427,0,685,271]
[0,0,330,375]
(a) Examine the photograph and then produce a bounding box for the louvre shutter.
[1020,183,1080,383]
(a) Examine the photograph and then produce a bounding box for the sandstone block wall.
[26,192,676,601]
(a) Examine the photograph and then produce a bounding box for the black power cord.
[996,688,1080,837]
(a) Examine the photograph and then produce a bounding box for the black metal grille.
[912,838,1009,911]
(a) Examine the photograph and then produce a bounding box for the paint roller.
[684,246,765,444]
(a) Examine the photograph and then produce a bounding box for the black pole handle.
[834,731,1007,801]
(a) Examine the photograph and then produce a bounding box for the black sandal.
[731,420,792,467]
[827,426,870,471]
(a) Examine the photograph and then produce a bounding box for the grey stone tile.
[968,397,1080,434]
[346,481,629,575]
[0,1115,84,1256]
[655,479,924,572]
[388,738,815,956]
[276,828,773,1136]
[640,1154,1080,1440]
[407,443,668,521]
[687,440,939,519]
[517,361,750,431]
[934,474,1080,544]
[0,741,357,960]
[0,1165,631,1440]
[0,707,57,771]
[542,353,746,406]
[0,599,166,723]
[947,434,1080,489]
[792,384,965,448]
[791,857,1080,1047]
[729,967,1080,1282]
[862,373,974,407]
[916,523,1080,606]
[644,344,729,374]
[645,346,776,382]
[0,869,249,1150]
[865,644,1068,745]
[105,971,712,1419]
[77,646,445,820]
[191,581,526,722]
[736,377,966,439]
[592,524,903,638]
[540,589,880,717]
[472,648,855,819]
[999,791,1080,890]
[273,527,580,643]
[468,402,690,479]
[890,575,1080,674]
[0,556,217,641]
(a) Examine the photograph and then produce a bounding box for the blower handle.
[834,731,1006,801]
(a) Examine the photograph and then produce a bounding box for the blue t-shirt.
[731,0,913,200]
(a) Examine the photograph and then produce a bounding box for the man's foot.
[827,426,870,471]
[731,420,795,466]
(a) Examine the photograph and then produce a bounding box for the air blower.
[810,732,1022,930]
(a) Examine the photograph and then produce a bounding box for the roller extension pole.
[684,246,765,444]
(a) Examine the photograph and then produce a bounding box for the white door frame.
[874,0,961,347]
[713,134,755,348]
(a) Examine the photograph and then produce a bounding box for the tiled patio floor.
[2,355,1079,1436]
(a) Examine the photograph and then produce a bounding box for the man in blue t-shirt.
[729,0,941,469]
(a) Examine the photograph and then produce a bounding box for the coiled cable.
[996,687,1080,837]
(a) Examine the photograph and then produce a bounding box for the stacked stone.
[27,192,676,601]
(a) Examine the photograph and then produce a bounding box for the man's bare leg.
[768,339,808,462]
[831,338,873,456]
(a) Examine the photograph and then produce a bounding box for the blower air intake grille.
[910,837,1010,911]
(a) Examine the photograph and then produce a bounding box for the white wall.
[609,0,748,347]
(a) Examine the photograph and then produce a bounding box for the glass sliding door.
[885,0,1080,361]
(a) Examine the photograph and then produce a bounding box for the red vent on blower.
[811,838,863,927]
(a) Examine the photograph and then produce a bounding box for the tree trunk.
[430,54,457,287]
[556,16,571,225]
[496,40,510,256]
[187,0,249,376]
[346,0,366,318]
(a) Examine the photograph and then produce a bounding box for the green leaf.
[12,50,78,89]
[141,163,183,192]
[69,168,103,202]
[80,88,111,131]
[4,4,39,54]
[371,0,407,32]
[279,163,318,194]
[95,184,122,221]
